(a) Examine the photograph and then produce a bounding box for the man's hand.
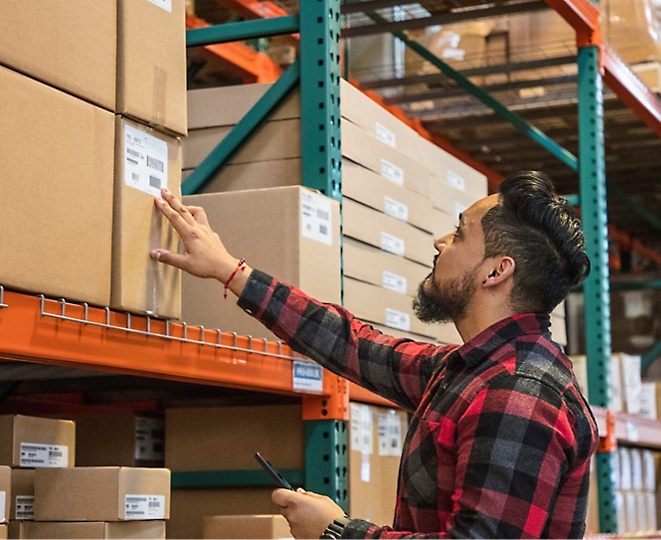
[272,488,346,539]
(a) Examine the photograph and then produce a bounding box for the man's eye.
[453,226,461,238]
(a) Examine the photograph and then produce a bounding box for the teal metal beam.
[364,11,578,171]
[578,45,616,534]
[171,468,305,488]
[564,193,580,206]
[185,15,300,47]
[642,341,661,371]
[182,60,300,195]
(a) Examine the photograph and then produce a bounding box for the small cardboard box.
[181,187,341,341]
[0,415,75,469]
[203,514,292,539]
[19,520,166,539]
[0,65,114,306]
[0,524,5,540]
[0,467,9,523]
[10,468,35,521]
[34,467,170,522]
[111,116,182,319]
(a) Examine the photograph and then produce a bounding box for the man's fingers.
[160,188,197,226]
[187,205,210,227]
[150,249,187,270]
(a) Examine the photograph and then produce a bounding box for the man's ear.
[482,257,515,286]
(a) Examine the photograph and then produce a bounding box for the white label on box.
[124,495,166,520]
[378,412,403,457]
[454,202,468,218]
[300,190,333,246]
[147,0,172,12]
[626,419,639,442]
[446,170,466,192]
[375,122,396,147]
[380,159,404,186]
[20,443,68,467]
[384,196,409,222]
[380,232,405,257]
[382,270,407,294]
[293,360,323,393]
[361,453,371,483]
[0,491,5,522]
[124,125,168,197]
[350,404,373,455]
[386,308,411,332]
[135,417,165,461]
[15,496,34,520]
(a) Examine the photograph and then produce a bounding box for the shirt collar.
[454,313,552,368]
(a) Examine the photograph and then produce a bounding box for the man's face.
[413,195,499,324]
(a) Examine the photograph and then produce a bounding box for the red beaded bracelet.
[224,258,246,299]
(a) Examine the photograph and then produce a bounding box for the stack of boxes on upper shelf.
[0,0,187,320]
[0,413,170,539]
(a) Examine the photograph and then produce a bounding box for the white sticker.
[384,196,409,222]
[380,159,404,186]
[382,270,407,294]
[292,360,323,393]
[380,232,405,257]
[20,443,68,468]
[135,417,165,461]
[446,170,466,192]
[386,308,411,332]
[147,0,172,12]
[626,420,639,443]
[387,412,403,456]
[361,453,371,483]
[375,122,396,147]
[454,202,468,218]
[124,124,168,197]
[300,191,333,246]
[124,495,166,520]
[15,496,34,520]
[350,403,364,452]
[350,404,373,455]
[0,491,5,522]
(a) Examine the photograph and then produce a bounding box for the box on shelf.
[616,353,642,415]
[639,381,658,419]
[10,468,35,521]
[569,355,589,401]
[181,187,340,341]
[34,467,170,522]
[0,467,9,523]
[436,322,463,346]
[202,514,292,539]
[0,524,4,539]
[18,520,166,540]
[0,0,187,136]
[165,405,303,472]
[550,313,567,347]
[429,173,483,218]
[0,65,114,306]
[111,116,182,319]
[0,415,75,469]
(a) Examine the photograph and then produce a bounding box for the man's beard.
[413,267,478,324]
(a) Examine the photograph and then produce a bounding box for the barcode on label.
[126,497,147,503]
[127,148,140,158]
[149,175,161,189]
[319,224,328,235]
[49,450,62,457]
[132,172,140,181]
[149,501,160,508]
[147,156,164,172]
[316,208,329,220]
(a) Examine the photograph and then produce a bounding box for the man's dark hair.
[481,171,590,314]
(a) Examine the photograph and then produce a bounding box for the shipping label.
[446,169,466,192]
[384,196,408,222]
[20,443,68,468]
[124,124,168,197]
[380,159,404,186]
[147,0,172,13]
[124,495,166,520]
[350,404,373,455]
[382,270,407,294]
[300,191,333,246]
[386,308,411,332]
[380,232,405,257]
[375,122,396,147]
[378,411,403,456]
[15,496,34,520]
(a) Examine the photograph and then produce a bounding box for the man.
[152,171,598,539]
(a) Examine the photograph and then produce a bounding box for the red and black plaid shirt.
[238,270,599,539]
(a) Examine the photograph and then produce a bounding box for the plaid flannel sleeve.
[238,269,454,411]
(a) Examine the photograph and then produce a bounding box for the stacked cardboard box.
[0,1,186,318]
[202,514,292,539]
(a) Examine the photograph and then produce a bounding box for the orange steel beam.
[0,290,340,401]
[544,0,601,46]
[186,14,281,83]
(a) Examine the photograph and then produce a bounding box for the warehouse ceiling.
[190,0,661,268]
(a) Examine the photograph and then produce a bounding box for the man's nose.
[434,232,452,252]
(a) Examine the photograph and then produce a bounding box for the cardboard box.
[436,322,463,346]
[66,413,164,467]
[19,520,165,540]
[617,353,642,415]
[10,468,34,521]
[202,515,292,539]
[344,277,436,339]
[343,239,430,299]
[0,524,4,540]
[431,208,457,239]
[168,489,279,539]
[429,173,483,217]
[550,314,567,346]
[642,449,656,492]
[0,65,114,306]
[0,467,8,523]
[0,416,75,469]
[111,116,182,319]
[34,467,170,522]
[165,405,304,472]
[639,381,658,419]
[569,355,589,402]
[0,1,187,136]
[181,187,341,341]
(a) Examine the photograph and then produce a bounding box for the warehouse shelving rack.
[1,0,660,533]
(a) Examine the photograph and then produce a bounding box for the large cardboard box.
[203,514,292,539]
[34,467,170,522]
[165,405,304,472]
[181,187,341,341]
[0,467,9,523]
[0,416,75,469]
[9,468,35,521]
[66,413,164,468]
[19,520,165,540]
[0,65,114,306]
[0,1,186,136]
[112,116,182,319]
